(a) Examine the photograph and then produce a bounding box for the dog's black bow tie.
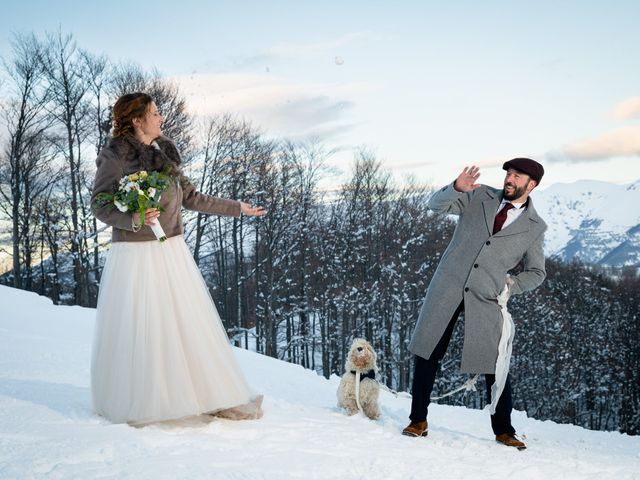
[350,369,376,381]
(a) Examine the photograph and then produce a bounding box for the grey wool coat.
[408,182,547,373]
[91,135,241,242]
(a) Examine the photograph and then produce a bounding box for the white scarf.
[486,284,515,415]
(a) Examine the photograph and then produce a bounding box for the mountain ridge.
[533,178,640,268]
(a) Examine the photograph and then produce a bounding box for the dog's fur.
[337,338,380,420]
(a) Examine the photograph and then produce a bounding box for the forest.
[1,31,638,435]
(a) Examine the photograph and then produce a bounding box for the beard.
[503,181,529,200]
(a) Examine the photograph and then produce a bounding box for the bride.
[90,92,266,425]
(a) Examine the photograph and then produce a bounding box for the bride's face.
[135,102,164,140]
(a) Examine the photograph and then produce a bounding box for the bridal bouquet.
[96,170,171,242]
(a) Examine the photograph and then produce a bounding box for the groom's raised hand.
[453,165,481,192]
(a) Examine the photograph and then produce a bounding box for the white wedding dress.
[91,235,257,425]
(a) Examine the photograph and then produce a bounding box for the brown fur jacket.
[91,135,240,242]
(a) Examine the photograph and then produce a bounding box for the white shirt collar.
[500,198,526,210]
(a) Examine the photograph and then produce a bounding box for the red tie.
[493,203,514,234]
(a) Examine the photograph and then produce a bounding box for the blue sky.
[2,0,640,190]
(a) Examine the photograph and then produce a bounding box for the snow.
[1,285,639,479]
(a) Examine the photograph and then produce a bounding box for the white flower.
[114,199,128,212]
[147,187,157,198]
[124,181,138,192]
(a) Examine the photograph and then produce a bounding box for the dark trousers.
[409,302,516,436]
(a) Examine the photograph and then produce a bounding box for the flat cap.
[502,158,544,185]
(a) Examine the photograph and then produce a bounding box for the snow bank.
[0,285,638,479]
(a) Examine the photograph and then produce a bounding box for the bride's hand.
[132,208,160,226]
[240,202,268,216]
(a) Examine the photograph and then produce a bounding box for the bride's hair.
[111,92,153,138]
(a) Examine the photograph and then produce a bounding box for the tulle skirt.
[91,235,253,425]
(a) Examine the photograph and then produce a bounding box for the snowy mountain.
[1,285,639,479]
[533,179,640,267]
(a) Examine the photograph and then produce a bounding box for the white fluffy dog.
[337,338,380,420]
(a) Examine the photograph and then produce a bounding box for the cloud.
[171,73,372,141]
[386,160,439,170]
[275,95,354,128]
[549,126,640,162]
[544,97,640,164]
[211,32,370,72]
[267,32,367,58]
[610,96,640,120]
[234,32,369,69]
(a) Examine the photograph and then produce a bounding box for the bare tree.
[188,114,237,266]
[82,51,111,154]
[40,30,95,305]
[0,32,50,290]
[276,139,328,368]
[82,51,111,289]
[183,115,273,347]
[253,146,297,357]
[30,174,66,303]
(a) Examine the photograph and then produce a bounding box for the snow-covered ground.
[1,285,638,480]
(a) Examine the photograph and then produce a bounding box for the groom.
[404,158,547,449]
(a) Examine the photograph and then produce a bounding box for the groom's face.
[503,169,535,201]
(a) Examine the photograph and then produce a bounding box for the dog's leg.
[339,376,360,415]
[363,402,380,420]
[360,381,381,420]
[345,404,359,416]
[344,389,360,416]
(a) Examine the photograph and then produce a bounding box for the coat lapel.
[493,195,543,237]
[494,214,530,236]
[482,190,501,235]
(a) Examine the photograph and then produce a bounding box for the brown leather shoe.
[495,433,526,450]
[402,420,428,437]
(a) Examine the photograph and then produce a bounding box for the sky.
[1,0,640,190]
